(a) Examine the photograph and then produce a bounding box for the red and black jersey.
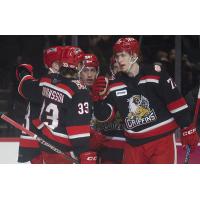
[18,73,92,156]
[94,64,192,146]
[17,75,43,162]
[18,101,43,163]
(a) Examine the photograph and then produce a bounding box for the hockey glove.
[79,151,97,164]
[16,64,33,81]
[181,123,199,152]
[91,76,109,102]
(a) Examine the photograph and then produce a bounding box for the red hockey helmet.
[43,46,63,68]
[83,54,99,70]
[61,46,85,69]
[113,37,140,56]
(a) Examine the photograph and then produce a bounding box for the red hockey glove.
[91,76,109,102]
[181,124,199,152]
[79,151,97,164]
[16,64,33,81]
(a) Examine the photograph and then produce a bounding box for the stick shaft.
[1,114,78,164]
[193,86,200,125]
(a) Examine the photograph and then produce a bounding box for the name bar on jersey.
[39,82,73,99]
[42,86,64,103]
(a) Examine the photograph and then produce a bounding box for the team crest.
[154,64,161,72]
[125,95,157,129]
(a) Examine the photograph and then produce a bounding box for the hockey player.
[16,46,97,164]
[80,54,99,89]
[79,54,105,161]
[80,54,126,163]
[17,46,64,163]
[97,58,126,164]
[92,37,199,164]
[92,57,126,163]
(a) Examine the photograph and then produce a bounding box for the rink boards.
[0,138,200,164]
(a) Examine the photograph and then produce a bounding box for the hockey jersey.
[94,64,192,146]
[18,101,42,162]
[18,73,92,156]
[92,111,126,163]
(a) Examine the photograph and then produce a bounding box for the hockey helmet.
[113,37,140,56]
[83,54,99,71]
[61,46,85,70]
[43,46,63,68]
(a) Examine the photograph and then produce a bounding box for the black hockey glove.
[16,64,33,81]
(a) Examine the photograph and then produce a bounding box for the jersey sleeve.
[18,75,42,103]
[153,67,192,128]
[93,81,118,123]
[65,87,92,156]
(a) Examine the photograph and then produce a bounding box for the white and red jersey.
[94,64,192,146]
[18,73,92,157]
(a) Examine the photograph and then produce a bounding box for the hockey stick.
[0,114,79,164]
[193,86,200,126]
[184,86,200,164]
[184,145,191,164]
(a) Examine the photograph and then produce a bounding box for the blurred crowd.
[1,35,199,91]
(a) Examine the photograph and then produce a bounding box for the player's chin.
[86,80,94,86]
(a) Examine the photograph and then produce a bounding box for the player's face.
[80,67,98,87]
[51,61,61,73]
[115,51,132,72]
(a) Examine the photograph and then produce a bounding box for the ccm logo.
[183,128,196,136]
[87,156,97,161]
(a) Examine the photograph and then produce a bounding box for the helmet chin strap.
[77,64,85,80]
[126,56,138,74]
[78,65,99,80]
[96,67,99,78]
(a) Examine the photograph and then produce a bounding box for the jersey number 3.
[40,101,59,130]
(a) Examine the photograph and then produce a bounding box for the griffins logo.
[125,95,157,129]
